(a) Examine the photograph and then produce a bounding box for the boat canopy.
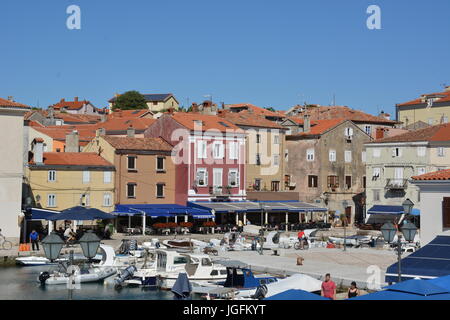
[188,200,327,214]
[386,236,450,283]
[47,206,116,221]
[113,204,212,218]
[265,289,329,300]
[223,267,261,289]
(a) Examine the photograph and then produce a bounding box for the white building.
[0,97,30,238]
[412,169,450,246]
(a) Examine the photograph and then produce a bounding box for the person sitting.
[348,281,360,298]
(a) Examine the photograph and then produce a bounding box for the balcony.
[385,179,408,190]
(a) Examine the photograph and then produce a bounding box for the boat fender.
[252,284,268,300]
[39,271,50,286]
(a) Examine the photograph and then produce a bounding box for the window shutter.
[83,171,90,183]
[443,198,450,228]
[204,170,208,185]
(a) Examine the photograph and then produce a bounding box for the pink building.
[144,113,246,204]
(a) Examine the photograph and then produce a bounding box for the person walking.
[29,230,40,251]
[347,281,360,298]
[321,273,337,300]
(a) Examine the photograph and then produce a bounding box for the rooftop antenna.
[332,93,336,106]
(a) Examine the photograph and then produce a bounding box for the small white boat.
[38,266,116,285]
[16,256,60,266]
[157,252,227,289]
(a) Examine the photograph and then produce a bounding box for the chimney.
[74,97,79,102]
[445,86,450,92]
[376,127,386,139]
[48,106,54,120]
[65,130,80,152]
[303,114,311,133]
[60,98,65,103]
[221,102,225,110]
[191,103,199,113]
[32,138,44,165]
[96,128,106,137]
[168,107,175,114]
[127,126,135,138]
[7,96,13,102]
[100,114,107,122]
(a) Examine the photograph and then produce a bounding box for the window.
[156,183,165,198]
[373,190,380,201]
[417,147,426,157]
[47,194,56,207]
[373,167,381,179]
[345,176,352,189]
[308,175,318,188]
[127,183,136,198]
[364,126,372,136]
[104,171,112,183]
[80,194,90,207]
[274,135,280,144]
[373,149,381,158]
[417,167,426,176]
[363,176,366,188]
[127,156,137,170]
[48,170,56,182]
[82,171,90,183]
[306,149,315,161]
[443,198,450,228]
[254,179,261,191]
[327,175,339,188]
[256,134,261,144]
[345,151,352,163]
[103,193,112,207]
[229,142,239,160]
[213,141,224,159]
[329,150,336,162]
[438,147,445,157]
[228,170,239,187]
[271,181,280,191]
[197,141,207,159]
[285,149,289,162]
[210,270,218,276]
[345,127,354,138]
[273,154,280,166]
[392,147,402,157]
[156,157,165,172]
[256,153,261,166]
[196,168,208,186]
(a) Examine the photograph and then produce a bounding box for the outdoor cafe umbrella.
[47,206,116,221]
[349,279,450,300]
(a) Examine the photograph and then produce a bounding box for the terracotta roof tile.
[50,98,90,111]
[372,122,450,143]
[0,97,31,109]
[31,152,113,167]
[103,136,172,151]
[397,89,450,107]
[171,113,243,133]
[109,109,153,118]
[226,103,285,118]
[412,169,450,181]
[291,118,347,137]
[289,105,396,124]
[219,110,284,129]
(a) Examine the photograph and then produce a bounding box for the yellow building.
[25,139,115,212]
[396,86,450,128]
[109,93,179,113]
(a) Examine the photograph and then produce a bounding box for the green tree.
[112,91,147,110]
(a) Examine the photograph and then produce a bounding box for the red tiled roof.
[219,110,284,129]
[0,97,31,109]
[289,105,396,124]
[31,152,113,166]
[397,89,450,107]
[55,113,101,124]
[171,112,243,133]
[32,126,96,142]
[96,117,156,131]
[293,119,347,137]
[412,169,450,181]
[109,109,153,119]
[226,103,285,118]
[372,122,450,143]
[103,136,172,151]
[50,98,90,111]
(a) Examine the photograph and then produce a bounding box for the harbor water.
[0,265,177,300]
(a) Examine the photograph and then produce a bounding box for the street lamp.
[41,232,65,262]
[401,221,417,243]
[380,222,396,243]
[402,198,414,215]
[79,230,101,262]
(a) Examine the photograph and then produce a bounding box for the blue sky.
[1,0,450,117]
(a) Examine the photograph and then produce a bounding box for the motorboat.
[38,265,117,285]
[263,229,319,249]
[158,252,228,289]
[94,244,150,270]
[328,235,372,247]
[218,232,251,251]
[162,239,209,251]
[16,253,102,266]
